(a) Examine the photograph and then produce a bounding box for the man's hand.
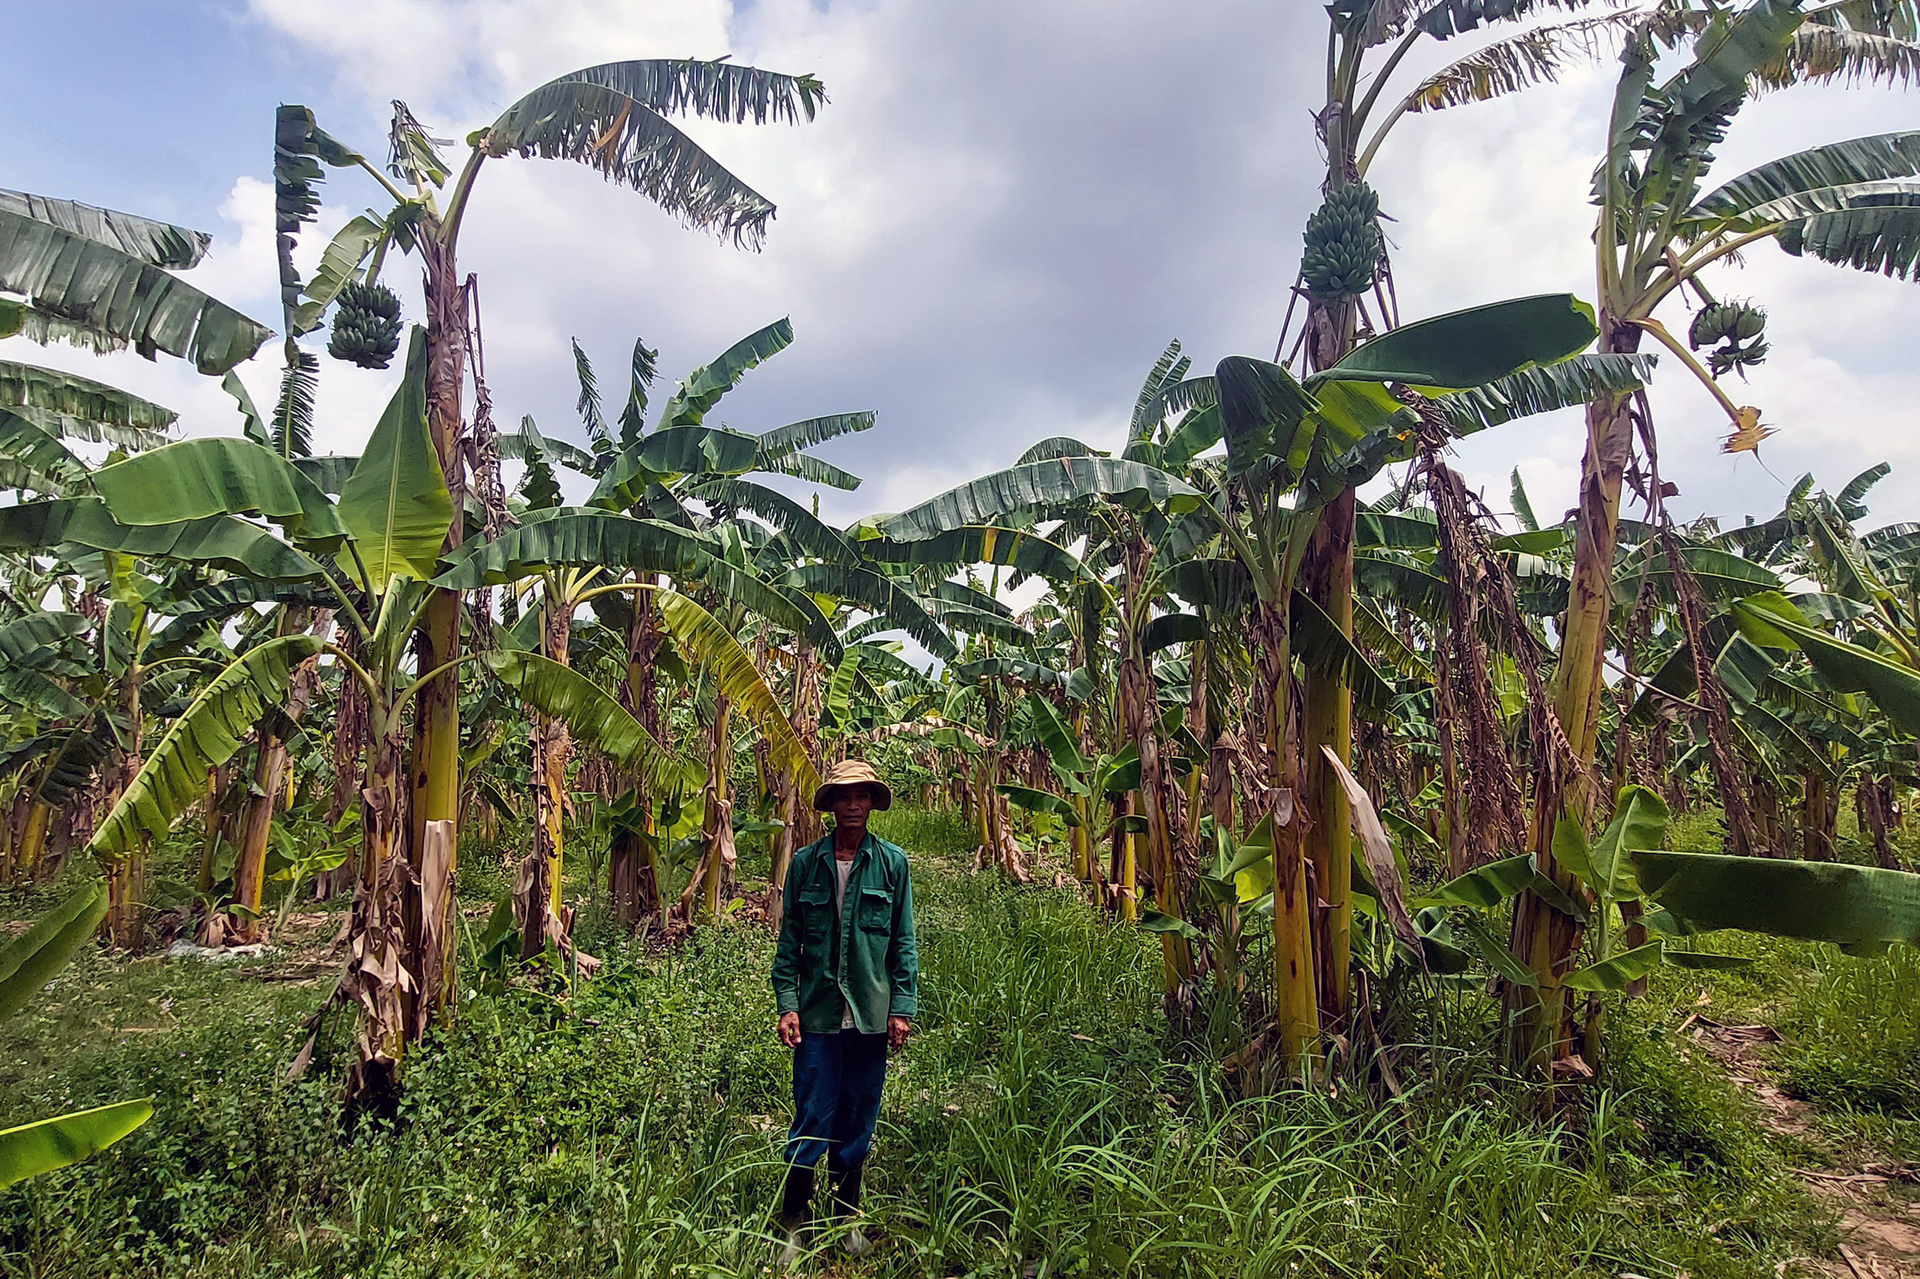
[777,1011,802,1048]
[887,1016,912,1051]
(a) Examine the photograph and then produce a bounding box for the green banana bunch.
[1688,300,1768,379]
[327,280,403,371]
[1302,183,1382,304]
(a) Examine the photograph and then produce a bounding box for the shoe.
[776,1164,815,1271]
[778,1218,809,1270]
[831,1164,871,1258]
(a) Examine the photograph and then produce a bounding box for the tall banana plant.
[276,58,829,1029]
[1205,295,1626,1059]
[1516,0,1920,1074]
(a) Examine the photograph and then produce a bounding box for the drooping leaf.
[1630,850,1920,951]
[1688,130,1920,223]
[951,656,1065,688]
[858,526,1092,584]
[484,63,826,250]
[433,510,713,586]
[998,784,1082,826]
[882,458,1200,542]
[292,455,360,496]
[1323,294,1599,389]
[1395,14,1649,119]
[655,589,821,798]
[1460,915,1539,987]
[0,498,327,580]
[754,410,874,461]
[1141,612,1207,659]
[0,190,208,268]
[1776,193,1920,280]
[336,327,450,588]
[0,882,109,1021]
[1290,589,1401,712]
[757,450,863,491]
[91,436,346,548]
[480,649,692,795]
[1216,356,1318,481]
[0,612,87,672]
[1733,595,1920,734]
[0,1099,152,1190]
[1418,852,1537,909]
[289,213,386,335]
[687,478,853,562]
[0,209,271,375]
[1434,353,1654,436]
[1564,940,1667,992]
[0,361,177,434]
[590,425,762,508]
[89,635,326,861]
[1758,23,1920,89]
[0,407,90,494]
[1322,746,1421,951]
[783,563,955,661]
[1162,403,1225,469]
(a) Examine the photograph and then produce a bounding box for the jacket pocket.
[799,883,833,937]
[857,886,893,932]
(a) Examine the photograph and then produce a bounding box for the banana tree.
[1516,0,1920,1071]
[1205,295,1623,1058]
[279,57,829,1026]
[433,511,828,931]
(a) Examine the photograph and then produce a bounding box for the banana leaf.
[480,650,693,796]
[0,361,177,432]
[1629,849,1920,952]
[0,499,328,581]
[1734,593,1920,734]
[88,636,326,861]
[93,438,346,546]
[1319,295,1599,389]
[1564,940,1666,992]
[0,208,270,375]
[882,458,1200,542]
[336,328,450,589]
[997,785,1081,826]
[0,882,109,1021]
[0,1100,152,1190]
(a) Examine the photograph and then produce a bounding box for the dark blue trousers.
[783,1030,888,1174]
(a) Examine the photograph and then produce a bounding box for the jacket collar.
[808,830,878,867]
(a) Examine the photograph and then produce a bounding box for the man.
[770,759,918,1264]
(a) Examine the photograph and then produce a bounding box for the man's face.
[831,785,874,832]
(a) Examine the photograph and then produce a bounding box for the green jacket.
[772,832,919,1034]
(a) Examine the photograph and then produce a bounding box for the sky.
[6,0,1918,539]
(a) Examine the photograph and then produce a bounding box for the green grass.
[0,808,1901,1277]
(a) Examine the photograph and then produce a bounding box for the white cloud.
[170,0,1917,544]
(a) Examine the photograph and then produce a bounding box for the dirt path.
[1678,1006,1919,1278]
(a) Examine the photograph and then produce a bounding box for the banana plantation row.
[0,0,1917,1185]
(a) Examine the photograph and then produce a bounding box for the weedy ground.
[0,805,1910,1278]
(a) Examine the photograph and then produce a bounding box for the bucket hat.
[812,759,894,812]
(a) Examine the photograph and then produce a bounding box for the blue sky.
[8,0,1919,537]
